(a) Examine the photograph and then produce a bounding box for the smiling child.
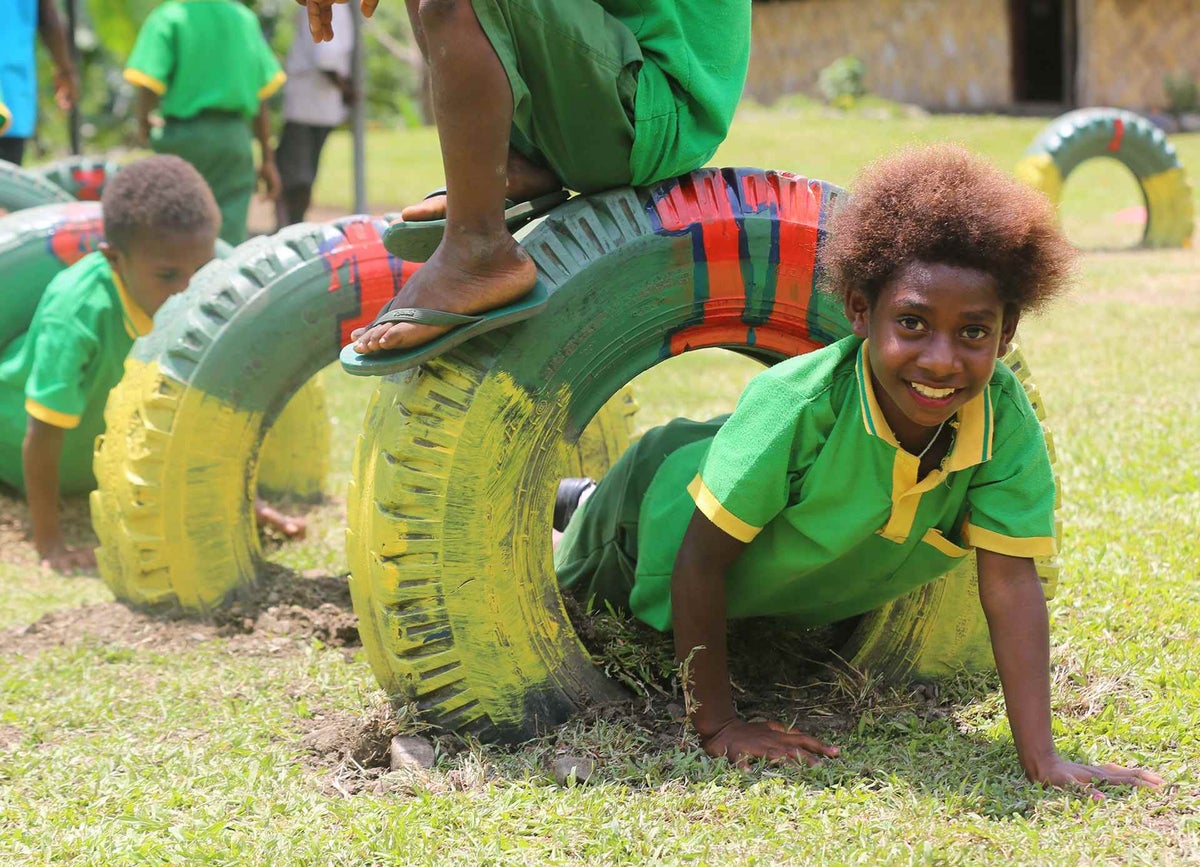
[553,144,1165,792]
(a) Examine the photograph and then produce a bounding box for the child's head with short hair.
[821,144,1076,453]
[100,155,221,317]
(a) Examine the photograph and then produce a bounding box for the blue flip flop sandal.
[339,279,551,376]
[382,188,570,262]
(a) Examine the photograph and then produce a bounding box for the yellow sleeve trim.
[25,399,81,430]
[687,475,760,543]
[258,70,287,100]
[0,103,11,136]
[123,68,168,96]
[966,523,1058,558]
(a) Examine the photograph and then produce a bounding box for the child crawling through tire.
[0,156,305,572]
[552,144,1165,793]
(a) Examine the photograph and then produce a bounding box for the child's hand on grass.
[39,542,96,574]
[1028,755,1165,798]
[700,717,840,769]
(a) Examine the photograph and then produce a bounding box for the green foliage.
[1163,71,1199,119]
[817,54,867,110]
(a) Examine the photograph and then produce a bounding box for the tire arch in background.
[0,158,75,214]
[91,216,638,612]
[33,155,122,201]
[347,168,1064,744]
[1015,107,1194,248]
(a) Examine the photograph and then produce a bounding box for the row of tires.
[0,106,1184,743]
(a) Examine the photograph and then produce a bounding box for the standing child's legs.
[350,0,538,355]
[351,0,642,356]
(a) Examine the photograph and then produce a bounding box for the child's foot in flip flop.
[400,149,561,224]
[351,234,537,354]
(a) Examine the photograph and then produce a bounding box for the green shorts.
[554,416,725,616]
[472,0,641,194]
[152,114,254,246]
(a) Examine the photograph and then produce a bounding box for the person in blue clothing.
[0,0,77,165]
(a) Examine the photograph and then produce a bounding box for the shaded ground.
[1,562,357,658]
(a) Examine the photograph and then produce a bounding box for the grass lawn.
[2,104,1198,863]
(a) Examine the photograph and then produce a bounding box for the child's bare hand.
[295,0,374,41]
[258,160,282,200]
[700,718,840,769]
[1030,756,1165,797]
[39,543,97,574]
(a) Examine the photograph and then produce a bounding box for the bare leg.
[254,498,307,540]
[352,0,541,355]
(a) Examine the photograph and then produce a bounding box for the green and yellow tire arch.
[91,217,638,612]
[1015,107,1195,248]
[346,168,1064,744]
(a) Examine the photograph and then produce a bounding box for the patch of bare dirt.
[1,563,358,657]
[0,724,24,752]
[0,492,95,570]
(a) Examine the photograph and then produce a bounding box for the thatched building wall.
[745,0,1012,110]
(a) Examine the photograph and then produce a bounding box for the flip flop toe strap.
[369,307,485,329]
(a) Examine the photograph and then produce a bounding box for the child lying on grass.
[553,144,1165,794]
[0,156,303,572]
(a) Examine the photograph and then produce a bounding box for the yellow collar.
[855,340,992,470]
[113,268,154,338]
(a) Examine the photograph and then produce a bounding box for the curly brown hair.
[822,144,1076,313]
[102,155,220,252]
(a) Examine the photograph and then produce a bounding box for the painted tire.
[0,201,105,350]
[0,158,76,214]
[346,168,1063,743]
[91,216,637,612]
[1015,107,1195,248]
[32,155,122,201]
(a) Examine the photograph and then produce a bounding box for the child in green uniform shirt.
[0,156,218,570]
[554,145,1165,793]
[124,0,286,246]
[300,0,750,370]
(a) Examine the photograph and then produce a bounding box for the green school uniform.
[0,252,153,495]
[472,0,750,192]
[555,335,1058,631]
[123,0,285,245]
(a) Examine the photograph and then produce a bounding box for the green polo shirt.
[0,252,153,495]
[123,0,285,120]
[621,335,1057,631]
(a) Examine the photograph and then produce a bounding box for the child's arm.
[976,549,1163,792]
[22,417,95,572]
[133,87,158,146]
[255,102,281,200]
[673,509,840,766]
[37,0,77,111]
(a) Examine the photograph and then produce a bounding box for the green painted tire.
[91,217,635,613]
[32,155,122,202]
[1015,107,1195,248]
[347,168,1064,743]
[0,158,75,214]
[0,201,105,349]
